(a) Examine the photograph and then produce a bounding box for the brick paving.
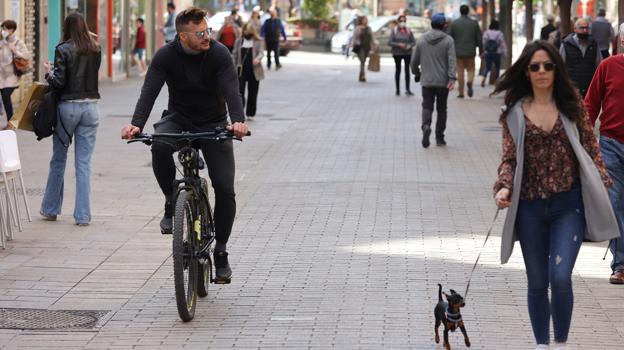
[0,52,621,349]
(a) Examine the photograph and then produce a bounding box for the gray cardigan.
[498,99,619,264]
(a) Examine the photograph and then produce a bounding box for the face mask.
[577,33,589,40]
[398,22,406,28]
[0,30,8,39]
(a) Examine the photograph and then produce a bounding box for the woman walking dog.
[492,40,618,350]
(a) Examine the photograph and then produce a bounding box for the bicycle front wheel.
[172,190,198,322]
[197,178,212,298]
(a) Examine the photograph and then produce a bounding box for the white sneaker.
[553,344,568,350]
[535,345,549,350]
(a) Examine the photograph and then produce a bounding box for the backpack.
[485,38,498,53]
[33,89,70,147]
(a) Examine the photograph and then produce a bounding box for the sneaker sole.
[212,277,231,284]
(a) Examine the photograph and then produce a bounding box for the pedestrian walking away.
[585,23,624,285]
[389,15,416,96]
[120,8,249,282]
[410,13,456,148]
[590,8,614,58]
[492,40,618,349]
[351,15,375,82]
[481,20,506,87]
[162,2,177,44]
[232,23,265,120]
[40,12,101,226]
[0,20,31,121]
[560,18,602,98]
[450,4,482,98]
[260,9,286,70]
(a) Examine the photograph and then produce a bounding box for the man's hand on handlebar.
[121,124,141,140]
[227,122,249,139]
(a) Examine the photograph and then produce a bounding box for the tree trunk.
[559,0,573,38]
[482,0,488,31]
[500,0,513,68]
[525,0,533,42]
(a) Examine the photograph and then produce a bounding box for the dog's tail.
[438,284,443,302]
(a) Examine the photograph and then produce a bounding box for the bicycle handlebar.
[127,129,251,145]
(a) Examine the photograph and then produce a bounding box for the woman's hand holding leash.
[495,188,511,209]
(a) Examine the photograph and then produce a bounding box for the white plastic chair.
[0,130,32,237]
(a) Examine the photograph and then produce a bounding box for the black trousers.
[265,41,281,68]
[151,116,236,244]
[1,87,16,120]
[393,55,411,92]
[239,75,260,117]
[421,86,449,138]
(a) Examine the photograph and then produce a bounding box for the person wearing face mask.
[0,20,31,122]
[559,18,602,98]
[388,15,416,96]
[232,22,265,120]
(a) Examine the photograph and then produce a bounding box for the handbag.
[367,51,380,72]
[237,48,251,77]
[12,40,31,77]
[352,44,361,54]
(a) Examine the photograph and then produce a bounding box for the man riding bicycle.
[121,7,249,282]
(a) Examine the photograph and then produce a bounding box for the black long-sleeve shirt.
[131,37,244,129]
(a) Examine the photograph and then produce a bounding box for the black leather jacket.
[46,41,101,100]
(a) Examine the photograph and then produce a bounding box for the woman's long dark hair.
[493,40,581,122]
[62,12,100,54]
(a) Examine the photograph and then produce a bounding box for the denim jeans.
[41,101,99,224]
[421,86,449,139]
[515,183,585,345]
[600,136,624,271]
[483,53,501,80]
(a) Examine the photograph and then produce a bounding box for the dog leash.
[464,208,501,299]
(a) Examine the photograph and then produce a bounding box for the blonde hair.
[243,22,261,41]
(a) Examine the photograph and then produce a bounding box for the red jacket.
[135,26,146,49]
[585,54,624,143]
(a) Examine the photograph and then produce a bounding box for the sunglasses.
[528,62,556,72]
[186,28,212,39]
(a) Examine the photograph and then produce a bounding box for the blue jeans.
[515,183,585,345]
[41,101,99,224]
[600,136,624,271]
[483,53,501,80]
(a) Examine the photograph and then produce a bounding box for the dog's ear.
[449,289,457,295]
[442,292,450,299]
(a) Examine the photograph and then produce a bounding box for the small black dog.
[434,284,470,349]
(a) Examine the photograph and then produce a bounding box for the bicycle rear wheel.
[172,190,198,322]
[197,178,212,298]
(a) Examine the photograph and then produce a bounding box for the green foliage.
[302,0,333,20]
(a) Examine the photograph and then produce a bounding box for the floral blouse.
[493,109,612,201]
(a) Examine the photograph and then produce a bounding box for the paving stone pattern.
[0,52,621,349]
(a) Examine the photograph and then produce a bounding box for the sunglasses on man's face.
[186,28,212,39]
[528,62,556,72]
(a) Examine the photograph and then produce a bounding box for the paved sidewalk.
[0,52,622,349]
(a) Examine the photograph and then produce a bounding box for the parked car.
[208,11,250,36]
[331,16,430,54]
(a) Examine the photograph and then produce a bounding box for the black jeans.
[151,116,236,244]
[1,87,16,120]
[239,75,260,117]
[421,86,449,138]
[393,55,411,92]
[265,41,281,68]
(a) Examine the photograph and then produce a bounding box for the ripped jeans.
[516,182,585,345]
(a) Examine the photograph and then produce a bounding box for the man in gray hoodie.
[411,13,456,148]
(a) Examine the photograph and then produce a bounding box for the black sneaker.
[214,251,232,282]
[160,216,172,234]
[436,137,447,146]
[457,94,465,99]
[160,200,172,234]
[395,90,400,96]
[422,126,431,148]
[467,83,474,98]
[405,90,414,96]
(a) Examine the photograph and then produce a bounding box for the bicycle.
[128,127,248,321]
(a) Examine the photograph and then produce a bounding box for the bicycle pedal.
[212,278,231,284]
